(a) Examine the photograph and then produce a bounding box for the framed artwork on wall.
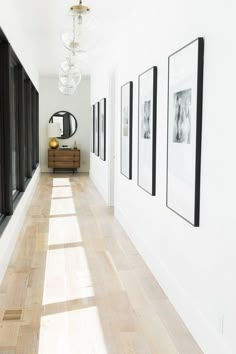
[94,101,99,156]
[166,37,204,227]
[137,66,157,195]
[99,98,106,161]
[121,81,133,179]
[91,105,95,153]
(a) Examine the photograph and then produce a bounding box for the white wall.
[89,59,116,205]
[90,0,236,353]
[39,76,91,173]
[0,0,38,88]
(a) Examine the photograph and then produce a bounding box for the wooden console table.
[48,149,80,173]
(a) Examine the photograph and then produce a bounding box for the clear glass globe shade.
[60,58,81,76]
[59,70,82,87]
[67,12,98,35]
[58,82,76,95]
[62,32,86,53]
[59,76,76,87]
[62,29,99,53]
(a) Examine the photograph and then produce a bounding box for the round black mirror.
[49,111,77,139]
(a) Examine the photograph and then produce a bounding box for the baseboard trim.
[115,205,232,354]
[89,170,109,205]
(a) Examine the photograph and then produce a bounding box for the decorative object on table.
[59,145,71,150]
[99,98,106,161]
[121,81,133,179]
[48,122,61,149]
[49,111,77,139]
[137,66,157,195]
[166,37,204,227]
[94,102,99,156]
[91,104,95,153]
[74,140,78,150]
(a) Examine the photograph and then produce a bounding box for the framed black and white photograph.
[138,66,157,195]
[91,105,95,153]
[121,81,133,179]
[94,101,99,156]
[166,37,204,226]
[99,98,106,161]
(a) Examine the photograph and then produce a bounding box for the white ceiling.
[12,0,137,76]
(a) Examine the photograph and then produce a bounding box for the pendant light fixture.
[62,0,91,53]
[58,0,92,95]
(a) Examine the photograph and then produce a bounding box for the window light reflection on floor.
[50,197,76,216]
[39,307,108,354]
[53,178,71,187]
[43,247,94,305]
[48,216,82,246]
[40,178,107,353]
[52,186,73,199]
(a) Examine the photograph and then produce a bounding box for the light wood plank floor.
[0,173,202,354]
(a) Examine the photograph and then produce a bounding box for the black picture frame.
[99,98,106,161]
[94,102,99,156]
[137,66,157,196]
[120,81,133,180]
[166,37,204,227]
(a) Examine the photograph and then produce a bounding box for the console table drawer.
[52,150,79,156]
[52,161,80,168]
[49,150,80,156]
[51,155,75,162]
[48,149,80,170]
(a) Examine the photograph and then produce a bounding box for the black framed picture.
[137,66,157,195]
[94,102,99,156]
[91,105,95,153]
[166,37,204,227]
[99,98,106,161]
[121,81,133,179]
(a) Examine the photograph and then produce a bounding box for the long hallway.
[0,174,202,354]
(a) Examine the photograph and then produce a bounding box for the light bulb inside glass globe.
[77,14,83,37]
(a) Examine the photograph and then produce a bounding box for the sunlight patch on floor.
[43,247,94,305]
[50,197,76,216]
[53,178,71,187]
[52,186,73,198]
[39,307,108,354]
[48,216,82,245]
